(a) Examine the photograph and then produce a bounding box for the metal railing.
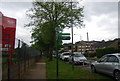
[2,38,41,79]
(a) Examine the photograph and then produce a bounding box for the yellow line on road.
[36,63,46,64]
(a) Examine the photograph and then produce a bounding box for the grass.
[46,58,114,81]
[87,57,99,61]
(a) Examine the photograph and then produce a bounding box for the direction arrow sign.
[57,33,70,35]
[58,36,71,40]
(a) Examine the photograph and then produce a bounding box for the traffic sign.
[58,36,71,40]
[57,33,70,35]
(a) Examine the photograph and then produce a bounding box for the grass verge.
[46,58,114,81]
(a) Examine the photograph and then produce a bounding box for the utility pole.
[71,1,74,70]
[87,32,89,41]
[74,34,82,54]
[87,32,90,57]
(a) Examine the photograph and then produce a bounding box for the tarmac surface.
[21,56,46,79]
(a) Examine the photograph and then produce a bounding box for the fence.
[2,38,41,79]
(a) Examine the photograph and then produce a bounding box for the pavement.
[21,56,46,79]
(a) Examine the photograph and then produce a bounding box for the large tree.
[26,1,84,60]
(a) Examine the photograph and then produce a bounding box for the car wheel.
[69,60,71,64]
[91,65,96,73]
[72,62,75,65]
[114,70,120,81]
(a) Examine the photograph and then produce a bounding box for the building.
[63,43,76,52]
[62,38,120,54]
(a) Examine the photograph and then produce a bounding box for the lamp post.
[74,34,82,54]
[74,34,82,41]
[70,1,75,70]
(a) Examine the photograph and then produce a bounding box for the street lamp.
[70,1,74,70]
[74,34,82,54]
[74,34,82,41]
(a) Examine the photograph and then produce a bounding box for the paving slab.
[21,56,46,79]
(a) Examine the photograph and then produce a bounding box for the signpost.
[58,36,71,40]
[57,33,70,35]
[57,33,71,40]
[56,32,71,79]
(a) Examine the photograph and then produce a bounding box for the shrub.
[84,52,96,57]
[96,47,117,58]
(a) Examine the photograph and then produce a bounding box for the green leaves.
[26,2,84,51]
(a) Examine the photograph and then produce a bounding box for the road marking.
[36,63,46,65]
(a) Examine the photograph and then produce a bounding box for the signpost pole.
[71,1,74,70]
[56,31,71,79]
[56,29,59,79]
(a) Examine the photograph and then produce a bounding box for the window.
[5,44,11,47]
[74,54,84,57]
[0,48,2,51]
[99,56,108,62]
[0,44,2,47]
[107,55,119,63]
[118,55,120,57]
[2,48,9,51]
[63,53,70,55]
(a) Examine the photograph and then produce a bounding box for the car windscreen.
[118,55,120,57]
[63,53,70,55]
[74,54,84,57]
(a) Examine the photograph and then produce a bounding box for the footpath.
[21,56,46,79]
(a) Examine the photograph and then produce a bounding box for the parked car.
[60,52,70,61]
[52,54,56,58]
[91,53,120,81]
[69,52,87,64]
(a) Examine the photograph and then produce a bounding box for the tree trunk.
[48,42,54,61]
[48,50,53,61]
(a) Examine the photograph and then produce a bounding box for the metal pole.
[87,32,89,41]
[56,30,59,79]
[71,1,74,70]
[8,34,10,80]
[17,39,20,79]
[80,35,82,54]
[87,32,90,57]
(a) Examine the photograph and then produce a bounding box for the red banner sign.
[0,12,3,26]
[3,16,16,28]
[0,12,16,52]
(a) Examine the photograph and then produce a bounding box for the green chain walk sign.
[56,33,71,40]
[58,36,71,40]
[55,33,70,79]
[57,33,70,35]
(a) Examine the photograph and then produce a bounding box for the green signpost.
[57,33,71,40]
[56,33,71,79]
[57,33,70,35]
[58,36,71,40]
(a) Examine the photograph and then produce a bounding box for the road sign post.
[57,33,70,35]
[55,32,71,79]
[58,36,71,40]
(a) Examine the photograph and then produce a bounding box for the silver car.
[69,53,87,64]
[91,53,120,81]
[60,52,70,61]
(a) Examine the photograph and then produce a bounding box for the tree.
[26,1,84,60]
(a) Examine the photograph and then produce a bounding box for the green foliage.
[84,52,96,57]
[26,1,83,57]
[96,47,117,58]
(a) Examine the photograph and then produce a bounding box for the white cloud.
[0,1,118,45]
[0,2,33,45]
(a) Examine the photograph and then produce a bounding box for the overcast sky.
[0,0,119,45]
